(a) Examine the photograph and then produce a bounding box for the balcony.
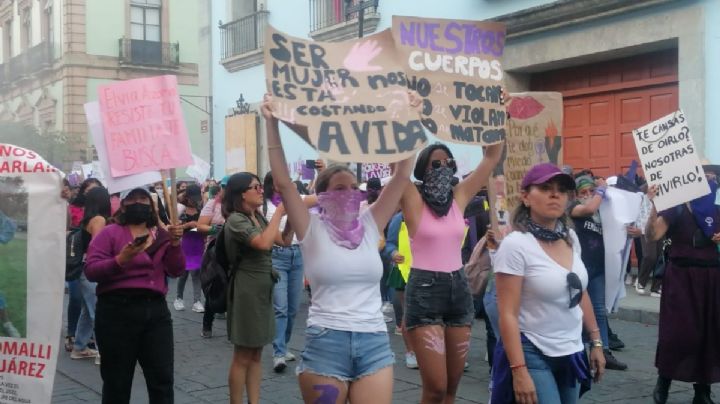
[309,0,380,41]
[118,38,179,68]
[0,42,55,86]
[219,10,268,72]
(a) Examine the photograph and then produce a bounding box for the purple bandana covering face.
[270,192,283,207]
[317,189,367,249]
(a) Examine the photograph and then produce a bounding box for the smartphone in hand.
[132,234,150,247]
[305,159,317,169]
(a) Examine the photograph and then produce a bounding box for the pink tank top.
[410,201,465,272]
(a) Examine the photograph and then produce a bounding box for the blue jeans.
[74,273,98,351]
[523,339,581,404]
[67,280,82,337]
[272,245,303,358]
[585,270,610,348]
[297,326,394,381]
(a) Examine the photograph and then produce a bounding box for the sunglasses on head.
[431,158,456,170]
[567,272,582,309]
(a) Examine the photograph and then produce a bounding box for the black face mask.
[124,203,152,225]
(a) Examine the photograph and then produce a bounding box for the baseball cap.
[521,163,576,191]
[220,175,231,187]
[119,186,152,201]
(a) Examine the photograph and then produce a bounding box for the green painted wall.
[169,1,200,63]
[85,0,125,57]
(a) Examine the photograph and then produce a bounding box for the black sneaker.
[604,349,628,371]
[608,332,625,351]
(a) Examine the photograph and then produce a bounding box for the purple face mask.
[270,192,283,206]
[317,189,367,249]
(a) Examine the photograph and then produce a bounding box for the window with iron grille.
[127,0,165,65]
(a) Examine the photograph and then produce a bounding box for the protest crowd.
[2,14,719,404]
[48,93,720,404]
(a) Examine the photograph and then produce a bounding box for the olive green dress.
[224,211,276,348]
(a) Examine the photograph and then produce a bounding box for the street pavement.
[52,279,717,403]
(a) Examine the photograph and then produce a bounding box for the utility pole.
[345,0,378,182]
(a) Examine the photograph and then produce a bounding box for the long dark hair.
[314,165,354,194]
[71,178,103,207]
[413,143,456,182]
[263,172,275,201]
[81,186,111,228]
[223,172,261,218]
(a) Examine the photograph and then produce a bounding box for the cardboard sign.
[265,25,427,163]
[97,75,193,177]
[0,144,65,404]
[85,102,162,193]
[362,163,391,181]
[491,92,563,231]
[392,16,507,146]
[632,110,710,211]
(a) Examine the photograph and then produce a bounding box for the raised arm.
[370,157,412,231]
[454,142,504,212]
[262,94,311,240]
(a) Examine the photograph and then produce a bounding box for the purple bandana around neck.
[690,180,719,238]
[317,189,367,249]
[270,192,283,207]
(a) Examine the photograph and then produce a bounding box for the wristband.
[208,224,218,236]
[510,363,526,371]
[590,339,603,348]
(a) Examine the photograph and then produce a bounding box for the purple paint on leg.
[313,384,340,404]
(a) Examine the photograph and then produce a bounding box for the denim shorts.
[296,326,395,382]
[405,268,474,330]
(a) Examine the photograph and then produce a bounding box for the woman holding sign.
[262,93,414,404]
[400,141,502,403]
[647,176,720,404]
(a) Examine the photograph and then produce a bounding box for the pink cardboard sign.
[98,75,193,177]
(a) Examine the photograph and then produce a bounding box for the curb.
[610,307,659,325]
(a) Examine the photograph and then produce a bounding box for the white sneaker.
[624,275,633,286]
[650,291,661,298]
[284,352,296,361]
[635,284,646,295]
[173,298,185,311]
[382,302,393,313]
[405,352,418,369]
[95,355,101,366]
[2,322,20,338]
[70,348,99,359]
[273,356,287,373]
[191,301,205,313]
[383,315,393,323]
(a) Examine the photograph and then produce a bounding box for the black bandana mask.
[421,166,455,217]
[527,219,568,242]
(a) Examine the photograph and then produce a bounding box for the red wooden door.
[532,49,679,178]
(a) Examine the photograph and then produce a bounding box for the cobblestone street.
[51,280,717,403]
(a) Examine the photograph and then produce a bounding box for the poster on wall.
[490,92,563,235]
[631,110,710,212]
[0,144,65,404]
[264,25,427,163]
[391,16,507,146]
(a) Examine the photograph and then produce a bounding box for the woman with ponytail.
[492,163,605,404]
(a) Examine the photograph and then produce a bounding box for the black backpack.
[199,226,232,313]
[65,228,85,281]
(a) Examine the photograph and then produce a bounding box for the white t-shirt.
[300,209,386,332]
[265,199,301,245]
[493,230,588,357]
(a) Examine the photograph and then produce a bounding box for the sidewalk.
[612,284,661,325]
